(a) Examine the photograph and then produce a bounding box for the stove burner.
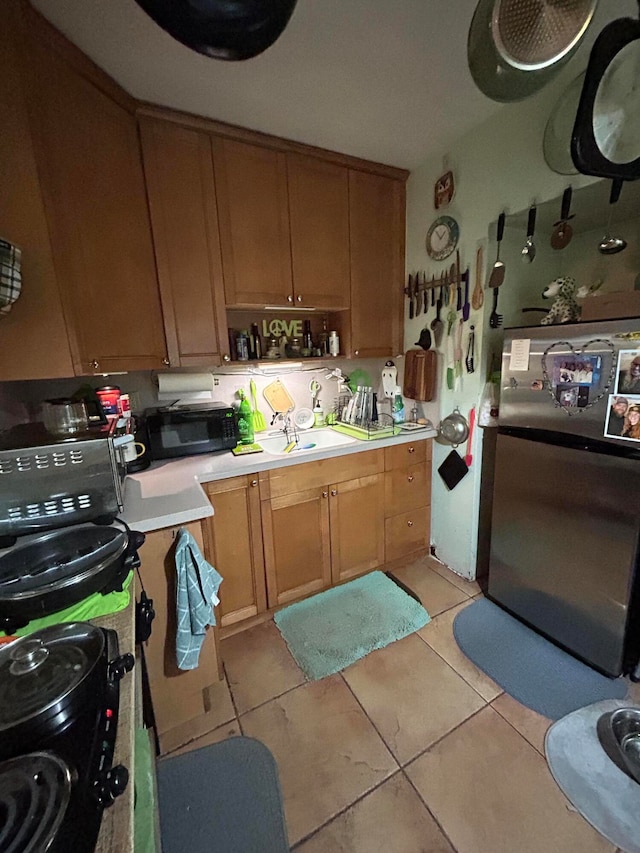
[0,751,71,853]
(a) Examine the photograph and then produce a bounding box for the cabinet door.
[287,153,350,309]
[349,170,405,358]
[0,5,73,381]
[202,475,267,627]
[24,35,167,374]
[330,474,385,584]
[262,487,331,607]
[213,137,293,307]
[139,118,228,367]
[137,521,222,736]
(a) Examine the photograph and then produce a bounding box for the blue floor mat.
[157,737,289,853]
[453,598,628,720]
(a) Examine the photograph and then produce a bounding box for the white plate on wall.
[294,408,315,430]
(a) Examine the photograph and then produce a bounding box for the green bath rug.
[274,571,430,680]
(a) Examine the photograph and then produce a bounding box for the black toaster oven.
[145,404,238,460]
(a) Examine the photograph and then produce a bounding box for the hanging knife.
[431,275,436,308]
[466,324,475,373]
[456,251,462,311]
[407,273,414,319]
[415,272,423,316]
[424,273,430,314]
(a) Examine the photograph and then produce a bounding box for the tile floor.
[159,556,625,852]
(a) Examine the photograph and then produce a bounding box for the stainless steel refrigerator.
[488,318,640,678]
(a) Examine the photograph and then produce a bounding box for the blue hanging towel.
[174,528,223,671]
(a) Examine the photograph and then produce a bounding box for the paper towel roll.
[157,372,215,403]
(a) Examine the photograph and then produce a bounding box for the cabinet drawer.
[263,449,384,498]
[385,463,430,517]
[385,508,430,562]
[384,440,430,471]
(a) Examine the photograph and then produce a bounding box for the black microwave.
[145,404,238,459]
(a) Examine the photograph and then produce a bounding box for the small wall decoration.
[434,170,455,209]
[426,215,459,262]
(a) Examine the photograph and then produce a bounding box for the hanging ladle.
[599,179,627,255]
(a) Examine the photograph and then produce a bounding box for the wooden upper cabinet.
[139,118,228,366]
[0,3,73,381]
[287,153,350,310]
[349,170,405,358]
[23,34,167,375]
[213,137,293,308]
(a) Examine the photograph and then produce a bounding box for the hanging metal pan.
[571,12,640,181]
[492,0,597,72]
[543,71,586,175]
[468,0,596,103]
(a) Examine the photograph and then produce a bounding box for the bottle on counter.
[313,399,324,427]
[249,323,262,360]
[329,330,340,357]
[303,320,313,352]
[392,386,405,424]
[319,318,329,356]
[236,390,254,445]
[236,330,249,362]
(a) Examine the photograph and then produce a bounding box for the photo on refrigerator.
[604,394,640,441]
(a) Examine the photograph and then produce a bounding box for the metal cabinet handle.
[250,479,258,487]
[222,354,231,362]
[407,475,414,482]
[91,360,99,370]
[354,350,359,356]
[162,357,170,366]
[407,520,414,527]
[408,446,415,453]
[296,295,303,303]
[322,491,328,498]
[331,489,337,496]
[287,295,293,303]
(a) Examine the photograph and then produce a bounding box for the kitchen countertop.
[121,427,437,533]
[92,599,136,853]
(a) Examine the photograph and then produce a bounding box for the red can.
[96,386,121,417]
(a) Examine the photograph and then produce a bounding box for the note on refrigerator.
[509,339,531,371]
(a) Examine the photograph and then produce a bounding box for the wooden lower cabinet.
[137,521,222,736]
[202,476,267,627]
[262,487,331,607]
[330,474,385,584]
[385,508,430,562]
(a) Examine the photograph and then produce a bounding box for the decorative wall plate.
[426,215,459,261]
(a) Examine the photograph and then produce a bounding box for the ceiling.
[29,1,635,172]
[30,0,501,170]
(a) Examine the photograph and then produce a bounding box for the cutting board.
[403,349,437,401]
[263,379,295,413]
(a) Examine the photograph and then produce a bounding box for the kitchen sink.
[259,428,357,456]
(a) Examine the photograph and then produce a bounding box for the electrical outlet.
[213,377,219,386]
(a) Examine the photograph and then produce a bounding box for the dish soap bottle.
[392,386,405,424]
[236,390,254,445]
[313,399,324,427]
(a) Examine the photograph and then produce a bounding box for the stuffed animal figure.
[540,276,582,325]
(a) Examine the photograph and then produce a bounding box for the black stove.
[0,623,133,852]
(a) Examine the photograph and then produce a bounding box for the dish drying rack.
[331,391,399,441]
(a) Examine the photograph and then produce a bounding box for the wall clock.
[426,215,459,261]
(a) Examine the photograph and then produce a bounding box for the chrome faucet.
[269,409,297,445]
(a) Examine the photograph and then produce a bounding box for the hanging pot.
[468,0,597,103]
[438,408,470,447]
[572,9,640,180]
[134,0,299,61]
